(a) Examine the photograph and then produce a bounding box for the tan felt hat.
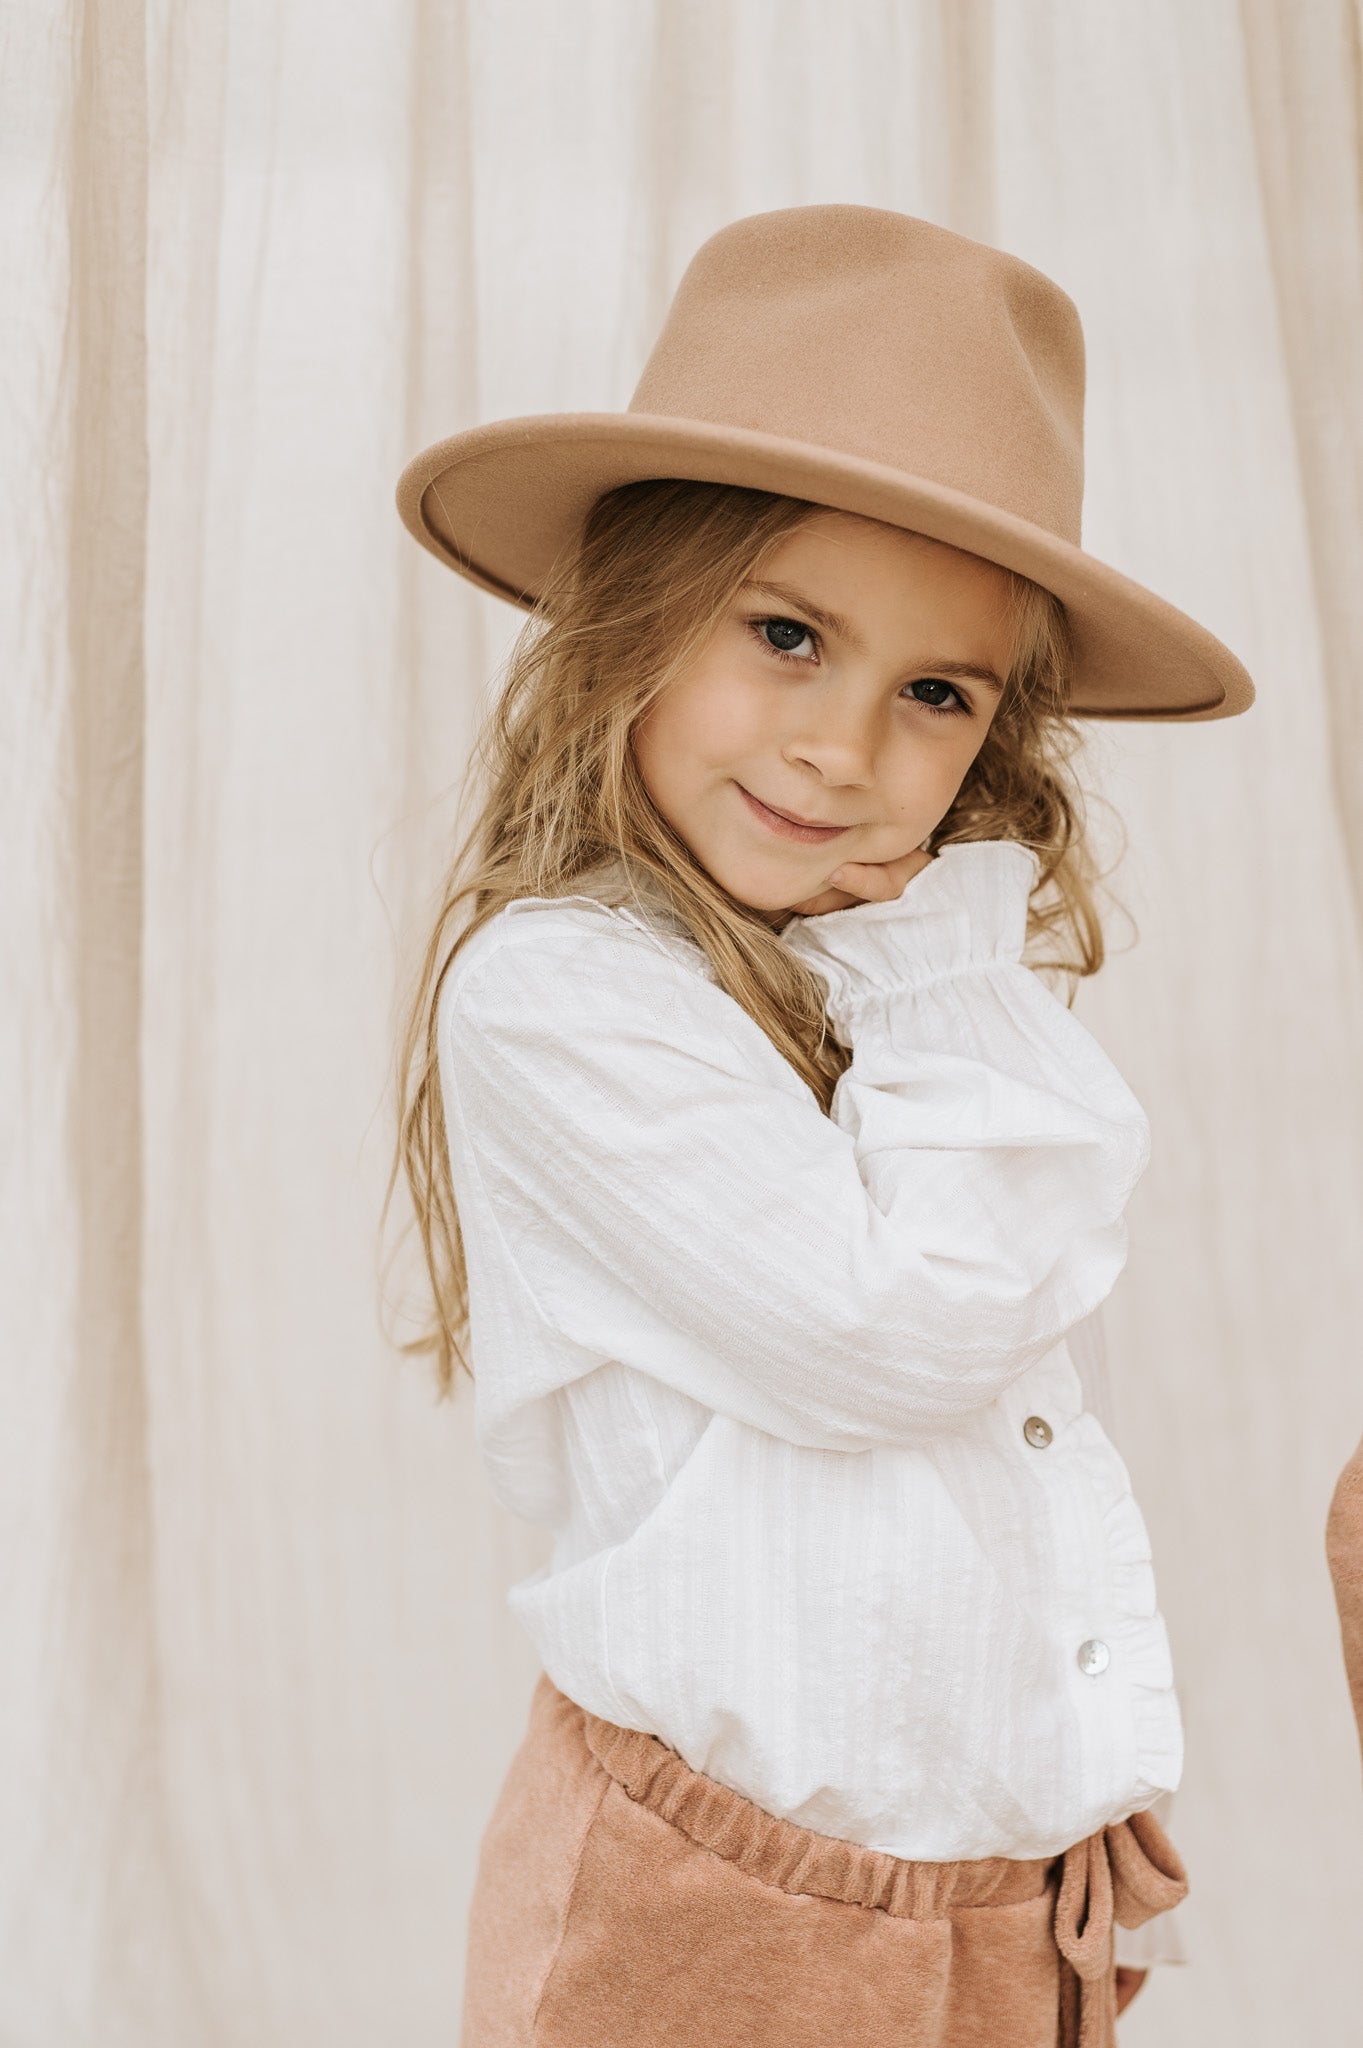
[396,203,1254,722]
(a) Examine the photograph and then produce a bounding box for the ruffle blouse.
[436,839,1183,1863]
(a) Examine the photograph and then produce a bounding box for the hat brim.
[396,414,1254,721]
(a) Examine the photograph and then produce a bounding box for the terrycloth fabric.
[459,1674,1188,2048]
[1326,1434,1363,1761]
[436,839,1182,1862]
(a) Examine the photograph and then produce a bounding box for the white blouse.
[437,838,1183,1866]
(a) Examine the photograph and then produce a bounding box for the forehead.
[743,514,1014,688]
[773,507,1009,583]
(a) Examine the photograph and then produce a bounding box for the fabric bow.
[1055,1806,1189,2047]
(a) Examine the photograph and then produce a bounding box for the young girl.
[389,205,1254,2047]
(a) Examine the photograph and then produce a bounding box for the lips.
[762,798,840,828]
[737,784,853,844]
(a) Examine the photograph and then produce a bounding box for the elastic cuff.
[780,839,1040,1010]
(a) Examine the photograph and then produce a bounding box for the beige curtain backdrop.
[4,2,1362,2042]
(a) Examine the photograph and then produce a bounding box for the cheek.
[690,660,786,765]
[637,661,765,781]
[879,720,989,811]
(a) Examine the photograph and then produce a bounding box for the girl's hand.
[1115,1966,1148,2015]
[787,845,936,918]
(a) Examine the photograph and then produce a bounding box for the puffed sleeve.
[439,840,1151,1454]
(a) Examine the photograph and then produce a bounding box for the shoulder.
[439,891,715,1042]
[437,891,804,1096]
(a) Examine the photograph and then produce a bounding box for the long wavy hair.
[380,478,1124,1398]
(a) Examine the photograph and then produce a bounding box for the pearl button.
[1023,1415,1053,1448]
[1077,1639,1110,1677]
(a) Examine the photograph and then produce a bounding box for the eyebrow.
[739,578,1007,694]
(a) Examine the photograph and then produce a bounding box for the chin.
[717,867,811,917]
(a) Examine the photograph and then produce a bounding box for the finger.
[827,862,903,902]
[787,887,859,917]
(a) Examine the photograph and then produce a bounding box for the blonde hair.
[381,478,1119,1398]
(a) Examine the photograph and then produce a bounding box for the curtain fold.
[1238,0,1363,934]
[1,3,199,2040]
[3,5,1361,2042]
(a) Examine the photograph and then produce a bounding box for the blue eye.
[906,679,970,719]
[750,616,818,662]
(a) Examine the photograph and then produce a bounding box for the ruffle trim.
[781,838,1042,1008]
[1073,1418,1186,1808]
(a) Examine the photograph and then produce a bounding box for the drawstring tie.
[1055,1806,1189,2047]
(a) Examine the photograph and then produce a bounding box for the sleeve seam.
[445,902,689,1014]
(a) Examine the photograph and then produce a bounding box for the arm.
[1326,1434,1363,1767]
[441,840,1151,1453]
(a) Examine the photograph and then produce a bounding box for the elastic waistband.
[569,1679,1055,1917]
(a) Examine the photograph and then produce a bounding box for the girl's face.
[632,509,1017,915]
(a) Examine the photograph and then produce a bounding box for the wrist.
[781,839,1040,1017]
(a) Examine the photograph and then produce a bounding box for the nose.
[781,701,880,789]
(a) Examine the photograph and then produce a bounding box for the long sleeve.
[439,840,1151,1454]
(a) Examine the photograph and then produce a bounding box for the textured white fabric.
[437,839,1183,1861]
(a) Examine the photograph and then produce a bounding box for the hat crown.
[628,205,1086,545]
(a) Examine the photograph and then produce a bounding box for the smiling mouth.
[737,784,854,844]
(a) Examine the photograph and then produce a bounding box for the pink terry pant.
[460,1672,1187,2048]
